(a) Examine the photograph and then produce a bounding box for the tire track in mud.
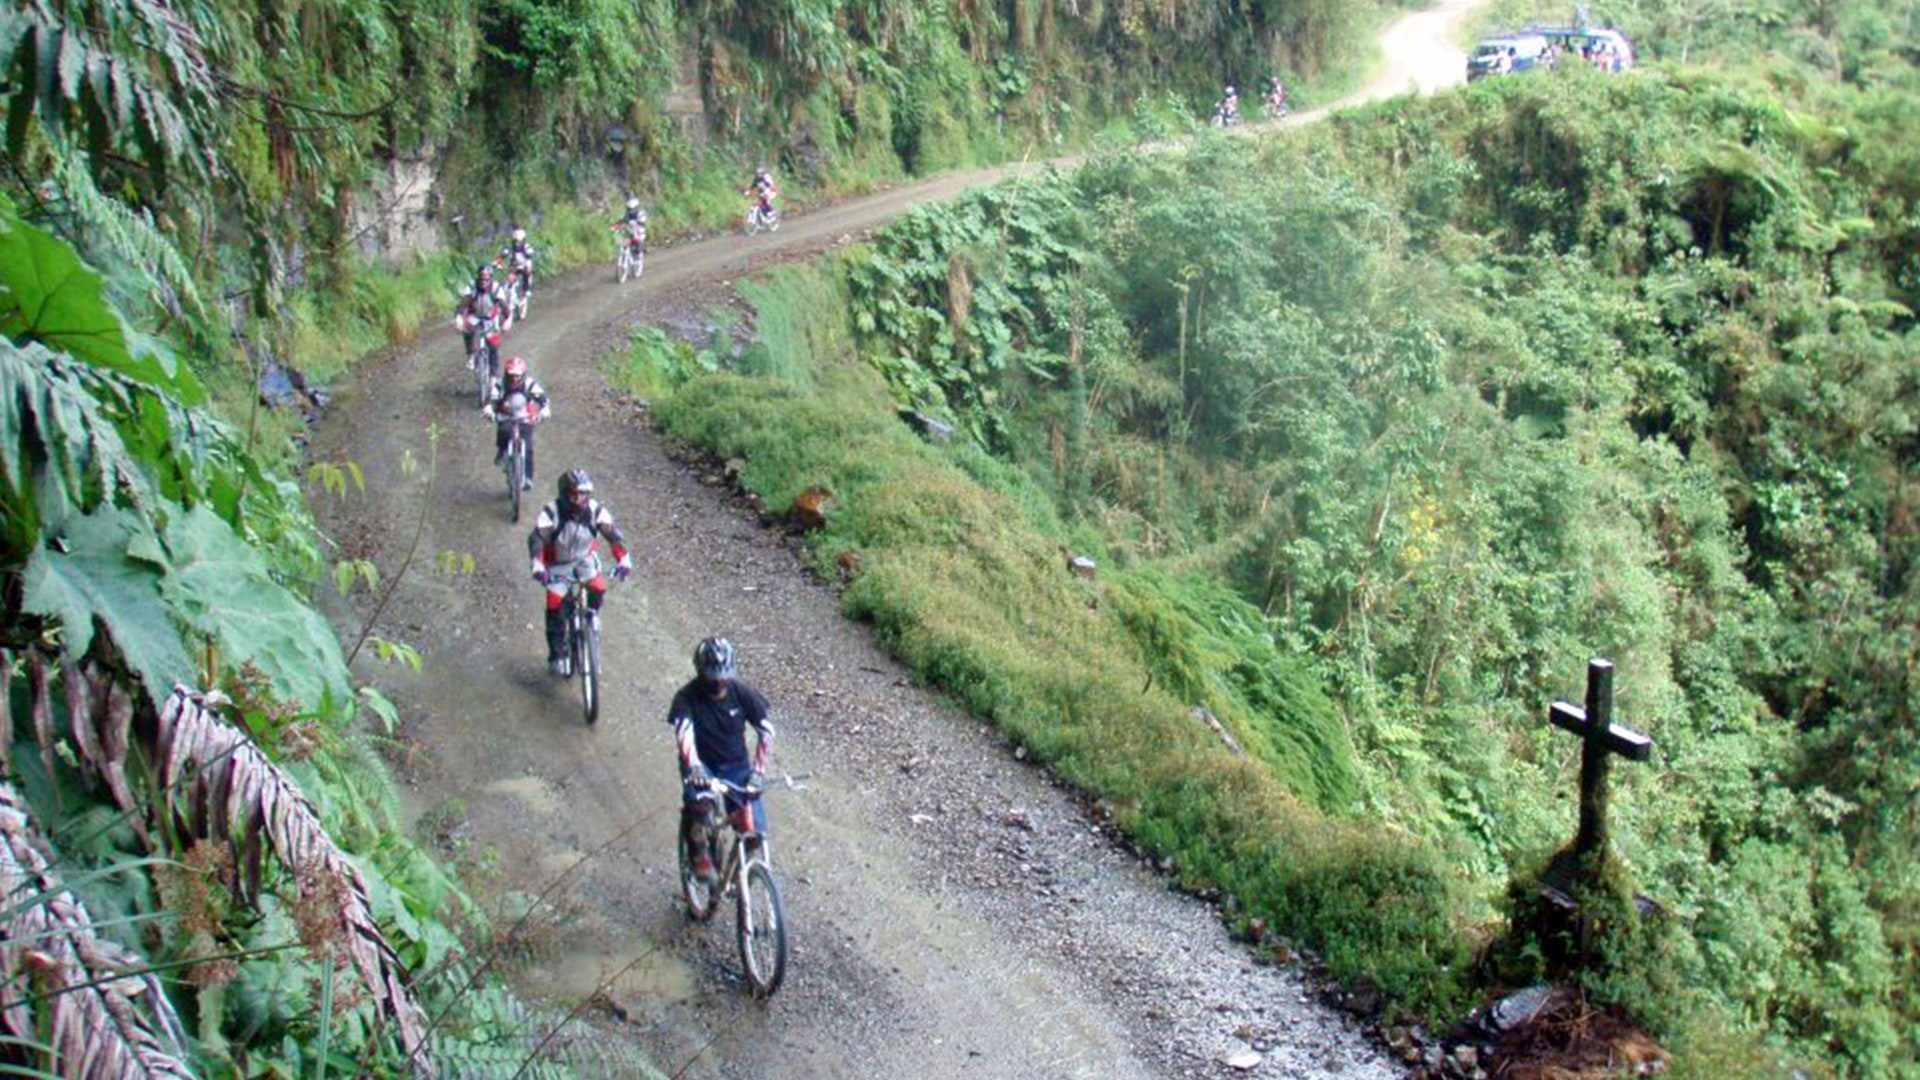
[313,5,1484,1075]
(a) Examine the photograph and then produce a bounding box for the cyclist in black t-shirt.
[668,637,775,880]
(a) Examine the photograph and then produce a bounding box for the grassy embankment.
[613,260,1472,1013]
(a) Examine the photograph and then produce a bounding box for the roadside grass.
[629,261,1473,1016]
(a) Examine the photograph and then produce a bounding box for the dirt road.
[315,6,1484,1076]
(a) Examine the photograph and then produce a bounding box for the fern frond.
[42,147,202,315]
[0,779,194,1078]
[0,2,207,168]
[148,687,436,1076]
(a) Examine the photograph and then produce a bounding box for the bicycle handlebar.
[698,777,764,798]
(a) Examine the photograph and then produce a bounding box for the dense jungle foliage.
[0,0,1409,1074]
[634,6,1920,1077]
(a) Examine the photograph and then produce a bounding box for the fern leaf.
[149,687,437,1076]
[0,779,194,1078]
[43,148,202,315]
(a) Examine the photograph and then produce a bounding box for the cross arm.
[1548,701,1587,735]
[1548,701,1653,760]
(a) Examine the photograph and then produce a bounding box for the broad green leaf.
[20,505,193,700]
[0,202,200,400]
[160,504,349,709]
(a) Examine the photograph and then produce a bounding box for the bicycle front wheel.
[507,448,523,522]
[577,610,600,725]
[736,860,787,997]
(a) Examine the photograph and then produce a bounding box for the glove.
[481,406,495,419]
[613,555,632,582]
[748,768,766,792]
[687,763,712,788]
[530,560,548,585]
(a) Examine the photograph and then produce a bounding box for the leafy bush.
[675,60,1920,1076]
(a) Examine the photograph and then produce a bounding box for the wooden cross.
[1548,659,1652,863]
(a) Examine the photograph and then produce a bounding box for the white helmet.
[511,227,526,242]
[626,197,640,211]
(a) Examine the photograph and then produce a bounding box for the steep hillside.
[637,52,1920,1080]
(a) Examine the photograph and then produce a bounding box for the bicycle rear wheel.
[576,608,600,725]
[736,859,787,997]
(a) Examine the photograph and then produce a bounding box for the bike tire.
[678,825,720,922]
[508,448,523,523]
[737,859,787,997]
[578,609,599,725]
[474,351,490,409]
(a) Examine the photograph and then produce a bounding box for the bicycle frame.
[695,780,769,879]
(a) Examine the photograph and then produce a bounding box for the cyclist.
[527,469,632,675]
[614,198,648,256]
[1219,83,1241,124]
[669,637,775,882]
[1264,76,1288,116]
[745,165,778,217]
[483,356,550,489]
[502,227,536,294]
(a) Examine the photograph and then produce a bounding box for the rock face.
[347,153,443,265]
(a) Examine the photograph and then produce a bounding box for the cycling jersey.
[669,677,773,771]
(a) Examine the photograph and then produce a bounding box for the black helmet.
[557,468,594,502]
[694,637,735,681]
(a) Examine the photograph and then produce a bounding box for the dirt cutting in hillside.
[312,5,1487,1076]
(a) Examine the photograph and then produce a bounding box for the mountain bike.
[508,255,533,322]
[679,778,787,997]
[554,557,605,725]
[484,402,540,522]
[469,319,501,409]
[744,198,780,235]
[616,232,645,283]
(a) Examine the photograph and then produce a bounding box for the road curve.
[313,5,1484,1077]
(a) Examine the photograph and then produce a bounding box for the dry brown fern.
[11,651,436,1077]
[0,780,195,1078]
[148,687,436,1077]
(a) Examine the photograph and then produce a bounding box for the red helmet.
[504,356,528,380]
